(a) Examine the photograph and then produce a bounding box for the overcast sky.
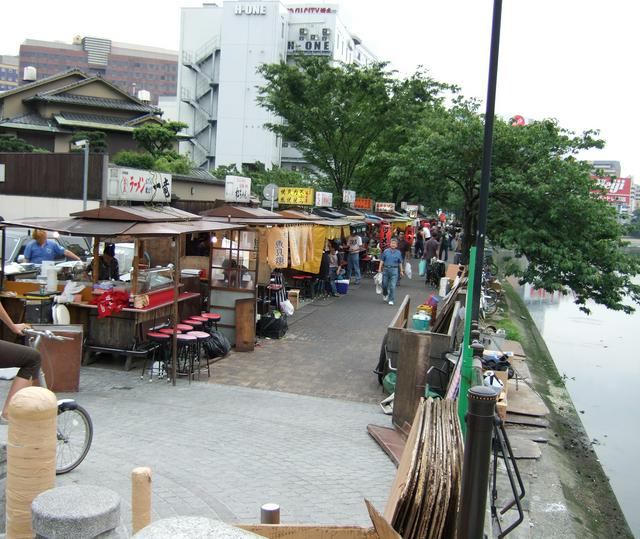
[2,0,637,179]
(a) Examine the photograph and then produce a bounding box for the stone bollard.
[132,467,152,534]
[260,503,280,524]
[6,386,57,539]
[31,485,127,538]
[132,517,264,538]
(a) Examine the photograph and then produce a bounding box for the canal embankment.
[499,280,633,537]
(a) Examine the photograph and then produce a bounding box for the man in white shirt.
[345,232,362,284]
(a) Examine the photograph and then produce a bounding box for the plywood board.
[365,500,401,539]
[238,525,378,539]
[505,434,543,459]
[504,413,549,428]
[506,380,550,417]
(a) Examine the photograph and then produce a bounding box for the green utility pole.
[458,246,477,435]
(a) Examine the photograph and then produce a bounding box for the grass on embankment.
[497,281,632,537]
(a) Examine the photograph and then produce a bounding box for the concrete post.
[132,467,152,534]
[260,503,280,524]
[456,385,498,538]
[6,386,57,539]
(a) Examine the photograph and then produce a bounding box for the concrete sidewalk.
[210,261,437,403]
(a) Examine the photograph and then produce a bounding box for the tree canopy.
[388,97,640,313]
[257,56,448,205]
[0,135,47,153]
[133,121,188,158]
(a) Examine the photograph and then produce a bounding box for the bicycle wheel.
[56,404,93,475]
[483,289,499,316]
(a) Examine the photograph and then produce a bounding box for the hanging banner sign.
[375,202,395,212]
[278,187,314,205]
[266,227,289,268]
[315,191,333,207]
[353,197,373,210]
[342,190,356,204]
[108,166,171,203]
[225,175,252,203]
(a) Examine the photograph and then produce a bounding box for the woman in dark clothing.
[0,303,41,421]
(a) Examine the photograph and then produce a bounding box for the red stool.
[184,318,203,331]
[188,331,212,378]
[143,332,171,381]
[190,315,208,323]
[159,328,182,335]
[201,312,221,331]
[177,333,199,382]
[176,323,194,332]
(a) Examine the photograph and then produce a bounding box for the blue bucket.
[412,315,430,331]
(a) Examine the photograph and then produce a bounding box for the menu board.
[278,187,314,205]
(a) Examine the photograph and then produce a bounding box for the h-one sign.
[235,4,267,15]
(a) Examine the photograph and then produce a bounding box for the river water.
[523,283,639,537]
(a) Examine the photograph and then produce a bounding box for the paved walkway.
[0,367,396,532]
[209,260,437,404]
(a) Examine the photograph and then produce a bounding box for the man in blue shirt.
[24,229,80,264]
[378,237,405,306]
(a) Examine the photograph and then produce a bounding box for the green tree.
[132,121,187,158]
[0,135,46,152]
[70,131,107,153]
[257,56,447,205]
[391,98,640,313]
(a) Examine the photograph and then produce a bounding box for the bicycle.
[23,328,93,474]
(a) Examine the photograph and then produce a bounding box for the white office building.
[177,1,376,170]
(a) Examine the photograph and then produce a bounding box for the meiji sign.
[108,166,171,203]
[288,6,333,14]
[235,4,267,15]
[592,176,632,204]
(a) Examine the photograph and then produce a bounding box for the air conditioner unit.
[322,28,331,36]
[310,34,317,41]
[299,28,308,35]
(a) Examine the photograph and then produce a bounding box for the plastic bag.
[374,272,383,286]
[418,259,427,276]
[280,299,295,316]
[405,262,412,279]
[376,283,383,295]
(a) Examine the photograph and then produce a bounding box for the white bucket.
[46,266,58,292]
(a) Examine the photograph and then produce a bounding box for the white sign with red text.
[375,202,395,213]
[108,166,171,202]
[315,191,333,207]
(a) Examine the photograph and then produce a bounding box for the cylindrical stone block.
[132,517,264,538]
[260,503,280,524]
[132,467,152,533]
[6,386,57,539]
[31,485,124,538]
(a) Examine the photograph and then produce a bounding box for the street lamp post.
[74,139,90,211]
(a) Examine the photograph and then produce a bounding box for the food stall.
[1,206,244,383]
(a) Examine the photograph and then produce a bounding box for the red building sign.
[354,197,373,211]
[592,177,632,205]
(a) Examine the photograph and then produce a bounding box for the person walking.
[345,231,362,284]
[327,241,340,296]
[414,228,425,258]
[438,228,450,261]
[378,237,404,306]
[423,232,440,285]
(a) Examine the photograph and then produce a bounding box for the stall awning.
[312,208,348,219]
[278,210,318,221]
[200,205,282,219]
[71,205,201,222]
[3,216,243,238]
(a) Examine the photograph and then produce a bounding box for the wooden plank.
[392,331,433,430]
[504,412,549,428]
[506,380,550,417]
[365,500,400,539]
[237,524,378,539]
[235,297,256,352]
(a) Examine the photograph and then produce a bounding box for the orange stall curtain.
[292,225,325,274]
[288,226,302,267]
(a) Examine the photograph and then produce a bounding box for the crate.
[288,289,300,310]
[335,280,349,295]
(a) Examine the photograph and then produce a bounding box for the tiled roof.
[58,111,130,125]
[0,69,88,99]
[26,93,156,113]
[0,112,65,132]
[172,168,225,185]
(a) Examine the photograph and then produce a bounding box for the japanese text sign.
[108,166,171,203]
[315,191,333,207]
[278,187,314,205]
[375,202,395,212]
[225,175,252,203]
[342,190,356,204]
[354,197,373,210]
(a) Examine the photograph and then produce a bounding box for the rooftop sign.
[234,4,267,15]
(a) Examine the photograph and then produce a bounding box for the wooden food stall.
[2,206,243,383]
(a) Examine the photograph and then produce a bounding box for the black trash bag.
[257,313,288,339]
[203,330,231,358]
